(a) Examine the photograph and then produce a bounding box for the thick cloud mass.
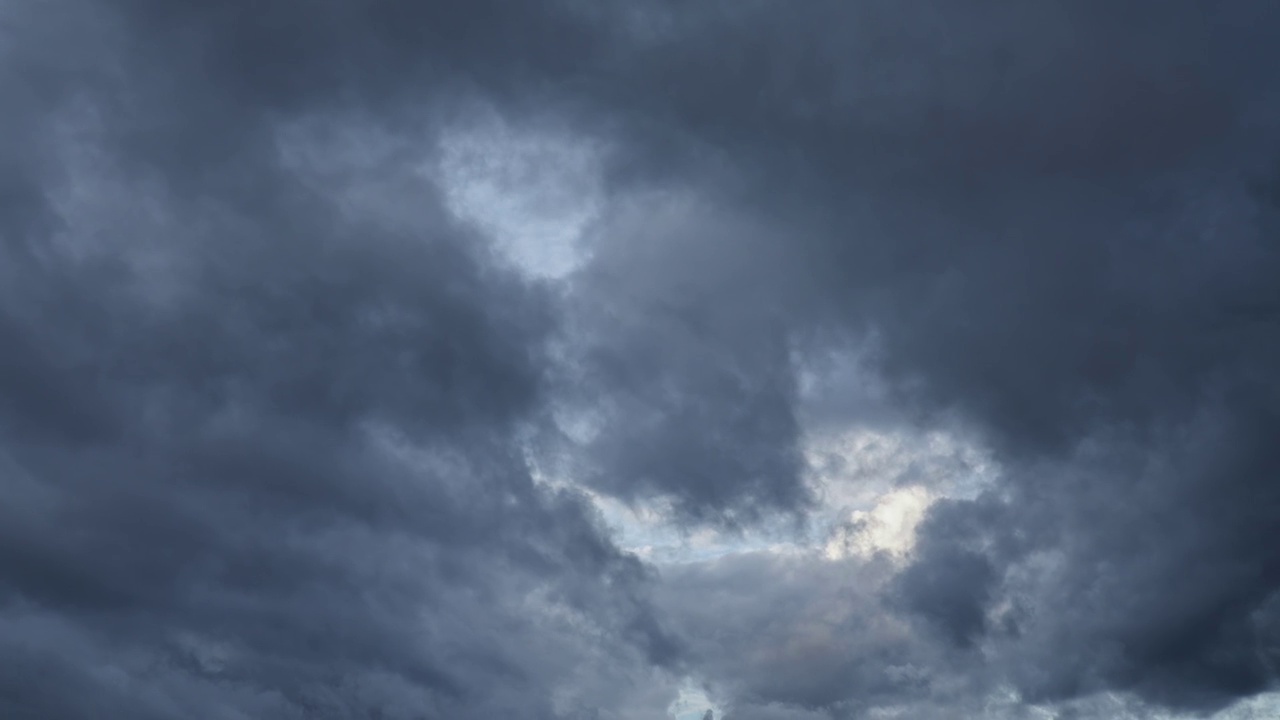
[3,1,1280,719]
[0,3,671,718]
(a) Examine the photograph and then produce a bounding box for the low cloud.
[3,1,1280,718]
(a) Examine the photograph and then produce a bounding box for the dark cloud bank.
[2,1,1279,718]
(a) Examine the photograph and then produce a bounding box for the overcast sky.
[2,2,1280,719]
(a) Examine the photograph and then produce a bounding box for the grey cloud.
[656,551,963,718]
[577,2,1280,714]
[550,202,813,526]
[536,0,1279,518]
[0,2,677,718]
[7,0,1280,718]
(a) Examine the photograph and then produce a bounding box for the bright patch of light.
[534,338,1001,568]
[823,485,933,560]
[1207,692,1280,720]
[667,678,719,720]
[437,115,602,280]
[532,394,1000,566]
[529,462,803,565]
[805,427,994,510]
[806,426,996,561]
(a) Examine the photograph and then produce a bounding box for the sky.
[1,1,1279,719]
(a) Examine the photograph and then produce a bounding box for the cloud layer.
[3,1,1279,718]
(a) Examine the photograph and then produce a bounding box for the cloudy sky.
[2,2,1280,718]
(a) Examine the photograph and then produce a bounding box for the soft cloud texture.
[3,1,1279,719]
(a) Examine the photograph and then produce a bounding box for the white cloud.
[823,484,933,561]
[667,678,720,720]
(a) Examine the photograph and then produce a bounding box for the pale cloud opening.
[436,113,603,280]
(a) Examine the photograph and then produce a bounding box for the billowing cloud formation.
[0,3,675,718]
[3,1,1280,719]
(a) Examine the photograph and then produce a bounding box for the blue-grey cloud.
[5,1,1280,718]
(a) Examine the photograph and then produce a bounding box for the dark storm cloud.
[6,0,1280,718]
[656,551,938,718]
[565,0,1280,716]
[550,202,813,526]
[0,2,677,718]
[538,0,1280,524]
